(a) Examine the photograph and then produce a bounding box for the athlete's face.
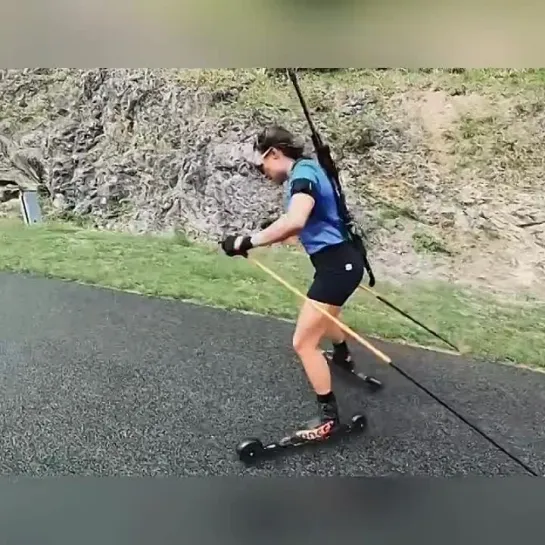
[259,147,290,184]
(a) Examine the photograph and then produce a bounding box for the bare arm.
[283,235,300,246]
[250,193,314,248]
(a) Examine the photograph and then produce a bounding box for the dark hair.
[254,125,307,160]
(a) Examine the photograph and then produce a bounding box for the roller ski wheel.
[323,350,383,392]
[350,413,368,430]
[236,438,265,464]
[235,414,368,465]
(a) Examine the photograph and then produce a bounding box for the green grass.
[0,218,544,368]
[412,231,453,256]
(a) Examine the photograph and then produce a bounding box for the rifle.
[285,69,461,353]
[286,68,376,287]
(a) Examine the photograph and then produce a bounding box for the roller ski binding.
[236,398,368,465]
[323,348,383,392]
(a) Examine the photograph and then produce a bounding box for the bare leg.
[290,300,344,438]
[324,318,346,345]
[292,299,341,394]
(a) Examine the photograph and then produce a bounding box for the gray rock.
[0,186,18,202]
[0,68,544,297]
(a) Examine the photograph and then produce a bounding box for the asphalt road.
[0,271,543,476]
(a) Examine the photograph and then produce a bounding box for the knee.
[292,334,303,356]
[292,332,314,357]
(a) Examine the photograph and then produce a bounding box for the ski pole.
[357,285,461,353]
[276,241,460,353]
[249,257,392,365]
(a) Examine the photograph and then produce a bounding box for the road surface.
[0,272,543,476]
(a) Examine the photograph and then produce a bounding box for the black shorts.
[306,241,365,307]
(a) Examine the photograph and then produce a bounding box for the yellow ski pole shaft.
[249,257,392,365]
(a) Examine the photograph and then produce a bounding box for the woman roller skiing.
[220,125,368,444]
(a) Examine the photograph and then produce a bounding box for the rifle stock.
[282,70,460,351]
[286,68,375,287]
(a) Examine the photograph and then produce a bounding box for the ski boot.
[324,341,383,391]
[329,341,356,373]
[235,396,369,464]
[280,397,341,447]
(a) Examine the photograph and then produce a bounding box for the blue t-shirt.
[284,158,347,255]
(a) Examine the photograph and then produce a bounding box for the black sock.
[332,340,349,359]
[317,391,336,405]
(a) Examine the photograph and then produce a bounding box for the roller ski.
[323,343,383,392]
[236,396,368,465]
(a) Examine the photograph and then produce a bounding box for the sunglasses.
[254,146,273,175]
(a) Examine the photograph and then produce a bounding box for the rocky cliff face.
[1,68,544,296]
[0,69,285,236]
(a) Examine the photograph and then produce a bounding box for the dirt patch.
[401,89,490,164]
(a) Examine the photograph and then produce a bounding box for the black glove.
[220,235,254,258]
